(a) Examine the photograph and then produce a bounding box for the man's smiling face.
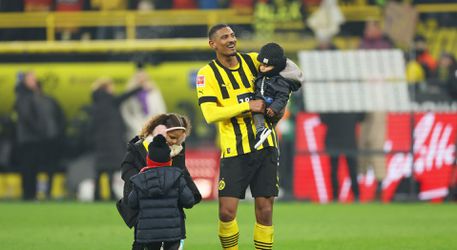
[209,27,237,57]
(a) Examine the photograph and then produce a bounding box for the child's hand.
[170,144,183,157]
[266,108,276,117]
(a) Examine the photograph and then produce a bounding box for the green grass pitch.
[0,201,456,249]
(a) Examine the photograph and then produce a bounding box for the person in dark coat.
[91,77,145,200]
[14,71,66,200]
[14,71,46,200]
[253,42,303,149]
[128,134,197,250]
[38,89,66,199]
[117,113,202,249]
[320,112,365,202]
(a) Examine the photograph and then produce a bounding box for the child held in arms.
[253,42,303,149]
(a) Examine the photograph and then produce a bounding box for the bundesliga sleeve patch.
[196,75,205,88]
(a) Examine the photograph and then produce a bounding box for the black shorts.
[218,147,279,199]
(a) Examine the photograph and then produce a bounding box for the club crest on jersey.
[218,179,226,191]
[196,75,205,87]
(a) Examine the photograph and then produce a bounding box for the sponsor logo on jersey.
[196,75,205,87]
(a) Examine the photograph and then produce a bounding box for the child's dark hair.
[139,113,191,139]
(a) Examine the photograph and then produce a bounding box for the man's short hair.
[208,24,230,39]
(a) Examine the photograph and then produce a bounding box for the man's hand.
[249,100,265,113]
[152,124,167,137]
[266,107,276,117]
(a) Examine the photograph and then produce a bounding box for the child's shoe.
[254,128,272,149]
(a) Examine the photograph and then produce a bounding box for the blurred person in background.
[172,0,197,9]
[24,0,52,11]
[54,0,85,40]
[135,0,154,10]
[229,0,254,10]
[0,116,14,169]
[197,0,221,9]
[91,0,127,10]
[138,0,172,9]
[320,113,364,202]
[411,35,437,80]
[22,0,53,41]
[38,84,66,200]
[431,52,457,100]
[406,51,426,86]
[91,0,127,39]
[117,113,201,250]
[14,71,65,200]
[121,61,166,140]
[0,115,16,199]
[172,0,206,39]
[91,77,145,201]
[134,1,174,39]
[357,110,386,193]
[357,20,393,192]
[313,31,367,201]
[358,20,394,50]
[302,0,322,7]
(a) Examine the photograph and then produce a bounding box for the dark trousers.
[39,138,62,198]
[132,241,180,250]
[21,162,38,200]
[330,155,359,201]
[18,142,43,200]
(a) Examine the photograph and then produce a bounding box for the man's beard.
[225,51,237,57]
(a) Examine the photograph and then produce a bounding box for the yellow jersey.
[196,52,278,158]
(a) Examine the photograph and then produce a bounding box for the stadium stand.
[299,49,411,112]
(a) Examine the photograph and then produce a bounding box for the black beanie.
[257,43,287,76]
[147,134,171,165]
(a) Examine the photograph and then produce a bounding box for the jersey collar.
[215,53,242,71]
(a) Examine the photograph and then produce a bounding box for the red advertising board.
[383,113,457,202]
[185,149,220,200]
[293,114,332,203]
[293,112,457,203]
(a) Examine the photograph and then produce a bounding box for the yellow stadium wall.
[0,62,208,136]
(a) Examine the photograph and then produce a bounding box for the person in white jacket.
[121,69,167,141]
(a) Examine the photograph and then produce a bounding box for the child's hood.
[280,58,305,89]
[130,167,183,196]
